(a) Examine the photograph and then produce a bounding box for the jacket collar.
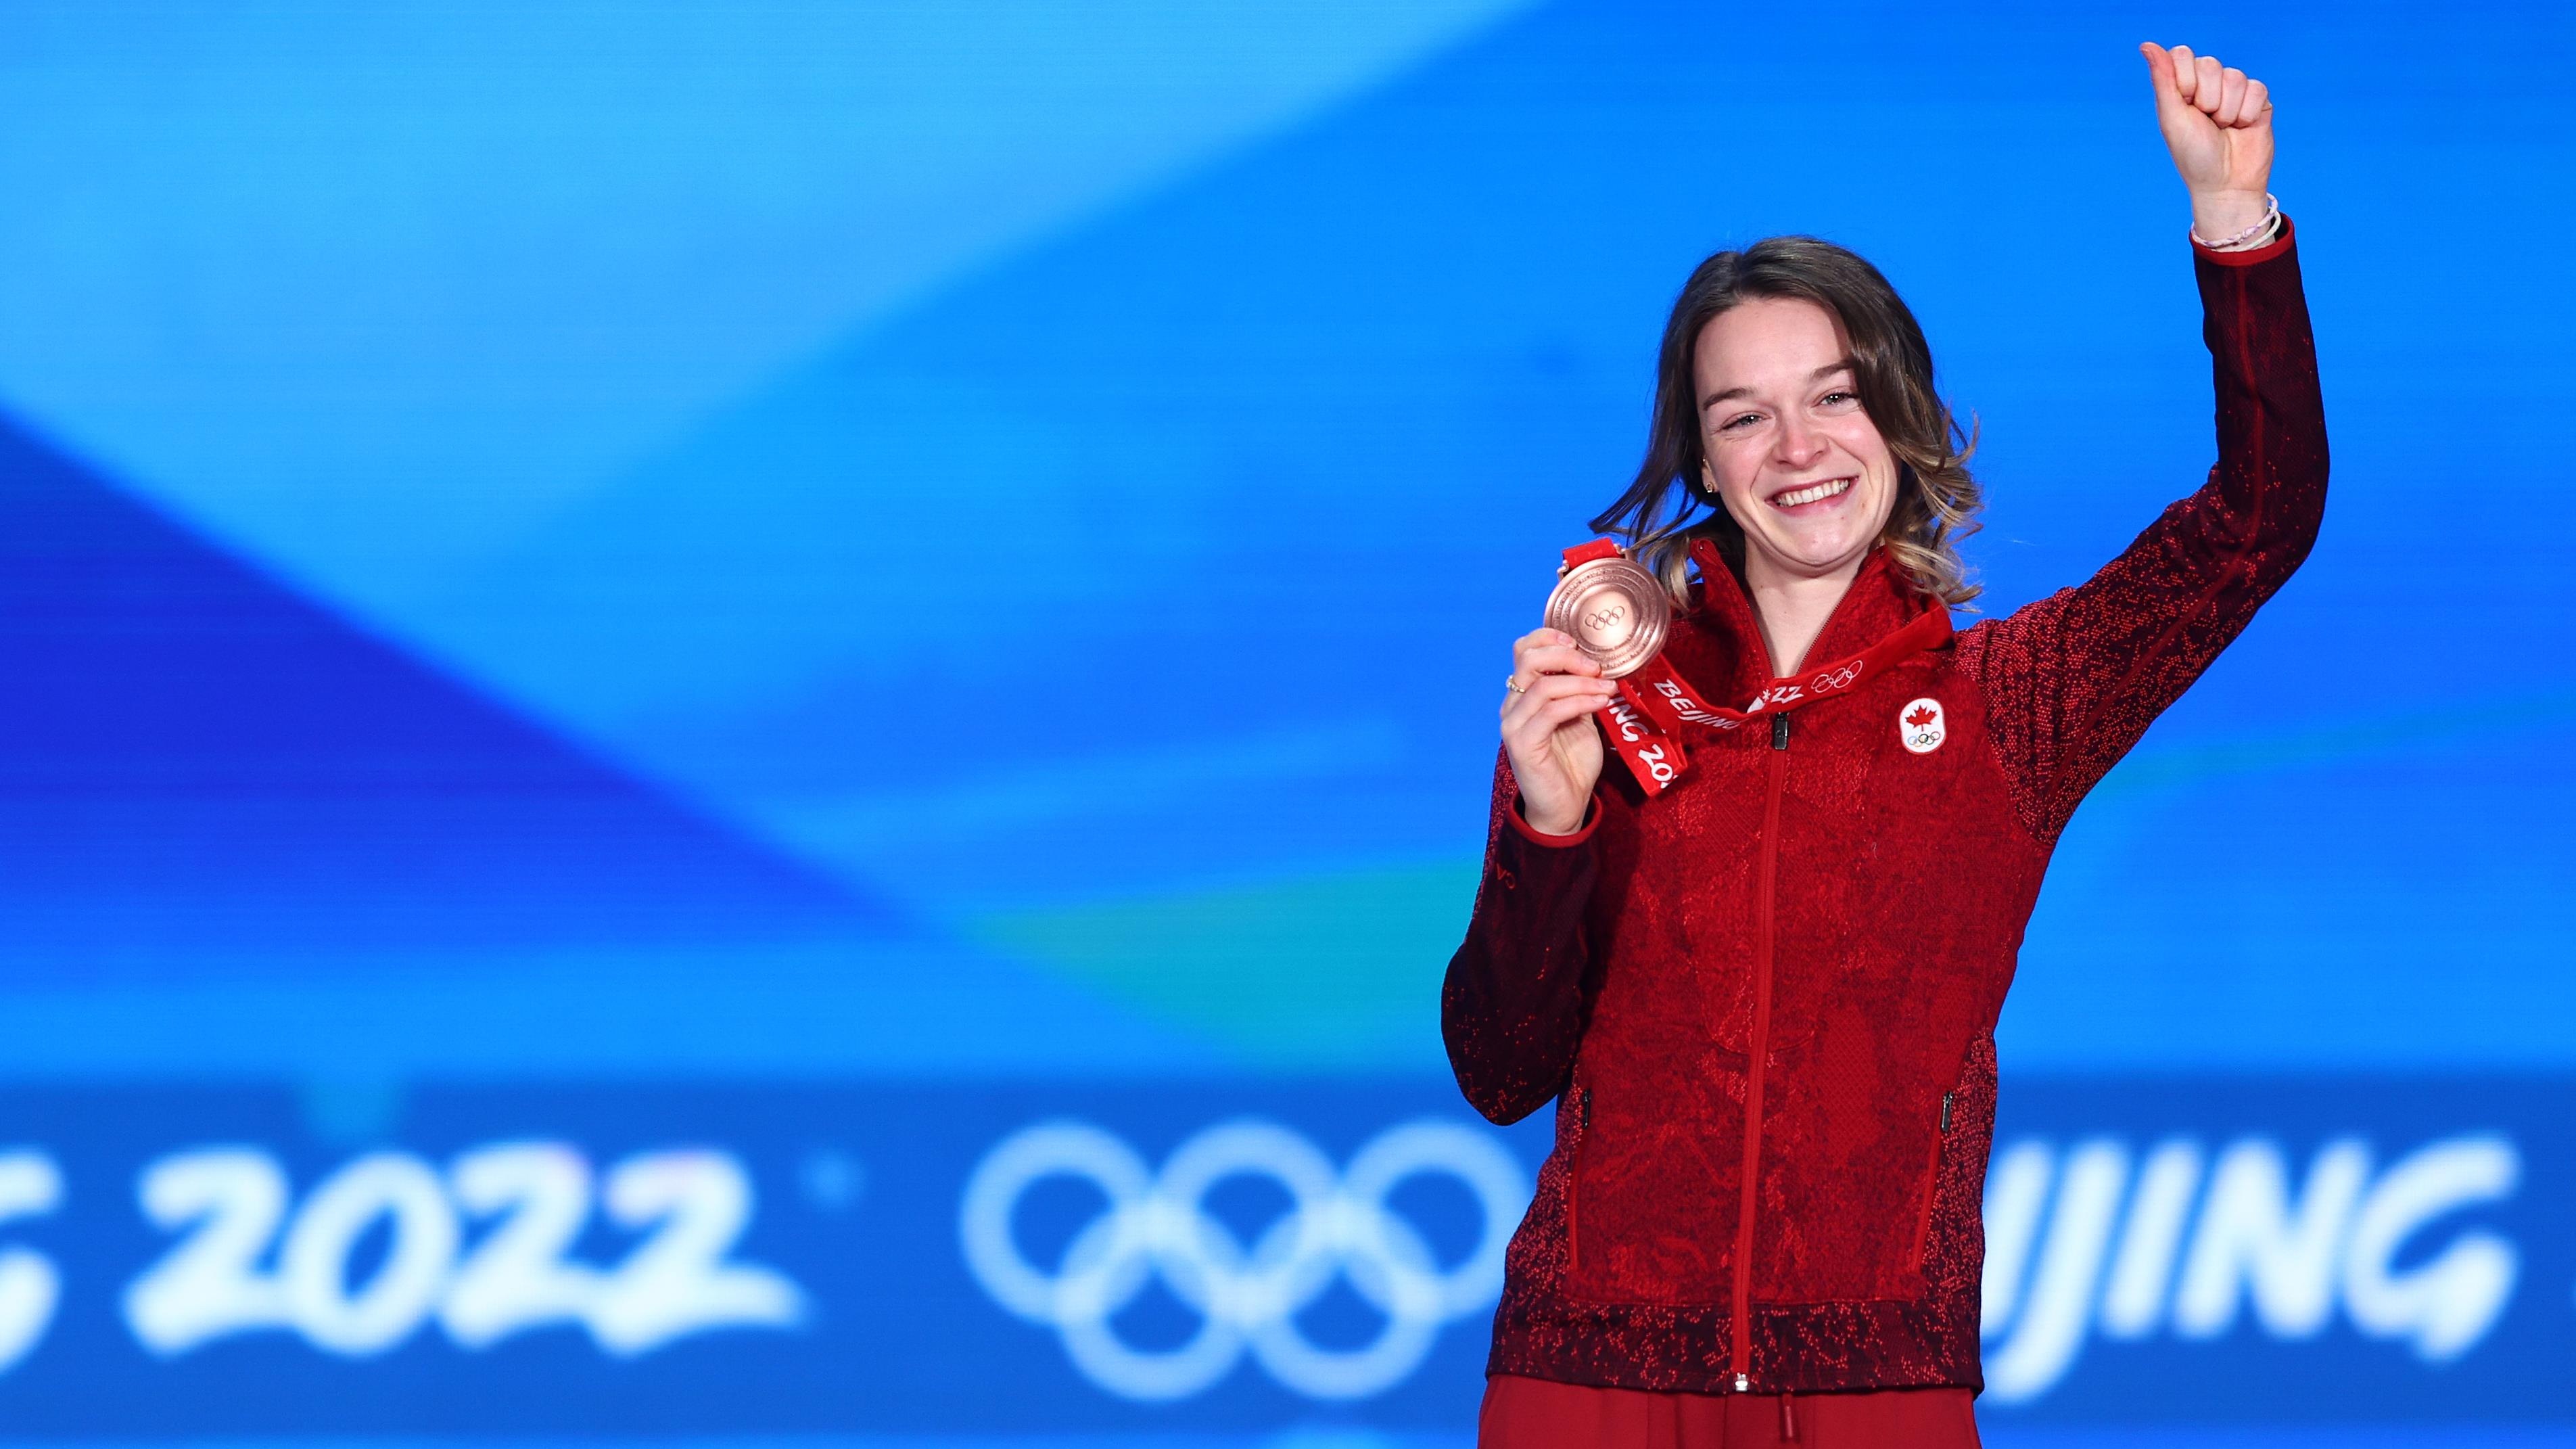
[1683,540,1942,699]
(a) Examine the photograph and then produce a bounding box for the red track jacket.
[1443,225,2326,1396]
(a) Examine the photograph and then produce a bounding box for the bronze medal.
[1544,553,1670,678]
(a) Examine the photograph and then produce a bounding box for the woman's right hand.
[1501,628,1620,835]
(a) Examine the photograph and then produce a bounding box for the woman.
[1445,43,2324,1447]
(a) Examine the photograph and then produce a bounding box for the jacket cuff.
[2194,214,2296,269]
[1505,791,1599,847]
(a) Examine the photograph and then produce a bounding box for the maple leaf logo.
[1905,704,1939,729]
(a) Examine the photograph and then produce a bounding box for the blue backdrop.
[0,2,2569,1445]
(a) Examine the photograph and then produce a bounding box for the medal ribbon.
[1557,540,1954,797]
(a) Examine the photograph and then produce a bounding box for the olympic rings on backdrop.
[959,1119,1530,1402]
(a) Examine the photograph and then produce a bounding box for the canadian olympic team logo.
[1900,696,1947,754]
[960,1119,1530,1402]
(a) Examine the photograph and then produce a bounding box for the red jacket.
[1443,226,2325,1396]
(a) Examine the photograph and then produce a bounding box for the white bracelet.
[2192,193,2281,251]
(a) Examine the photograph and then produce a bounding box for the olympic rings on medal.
[959,1118,1530,1402]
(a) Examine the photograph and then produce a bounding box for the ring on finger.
[1503,674,1526,695]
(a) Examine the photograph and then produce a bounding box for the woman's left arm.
[1959,45,2328,844]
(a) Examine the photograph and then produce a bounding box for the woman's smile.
[1768,476,1856,511]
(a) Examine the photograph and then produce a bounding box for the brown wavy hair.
[1591,235,1982,607]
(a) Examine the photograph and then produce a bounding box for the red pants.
[1479,1374,1982,1448]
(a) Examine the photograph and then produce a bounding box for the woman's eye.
[1720,412,1762,432]
[1820,390,1858,407]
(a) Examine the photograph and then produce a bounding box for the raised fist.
[2140,43,2275,241]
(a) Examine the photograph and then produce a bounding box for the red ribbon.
[1558,541,1954,797]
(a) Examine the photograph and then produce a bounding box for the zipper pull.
[1734,1372,1751,1393]
[1940,1091,1954,1132]
[1771,714,1791,750]
[1580,1088,1592,1128]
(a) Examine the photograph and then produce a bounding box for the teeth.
[1773,478,1853,508]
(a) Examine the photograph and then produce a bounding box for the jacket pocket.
[1565,1086,1591,1275]
[1908,1091,1953,1271]
[1562,1078,1741,1306]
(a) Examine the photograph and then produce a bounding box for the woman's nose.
[1775,418,1829,468]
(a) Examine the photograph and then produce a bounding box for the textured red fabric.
[1443,227,2326,1396]
[1480,1374,1982,1448]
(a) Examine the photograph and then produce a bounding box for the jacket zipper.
[1567,1086,1591,1274]
[1731,710,1792,1392]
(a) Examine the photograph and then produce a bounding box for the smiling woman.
[1455,41,2325,1448]
[1601,236,1985,655]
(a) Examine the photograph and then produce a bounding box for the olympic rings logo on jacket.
[959,1118,1530,1401]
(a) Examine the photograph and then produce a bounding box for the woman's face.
[1692,297,1898,586]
